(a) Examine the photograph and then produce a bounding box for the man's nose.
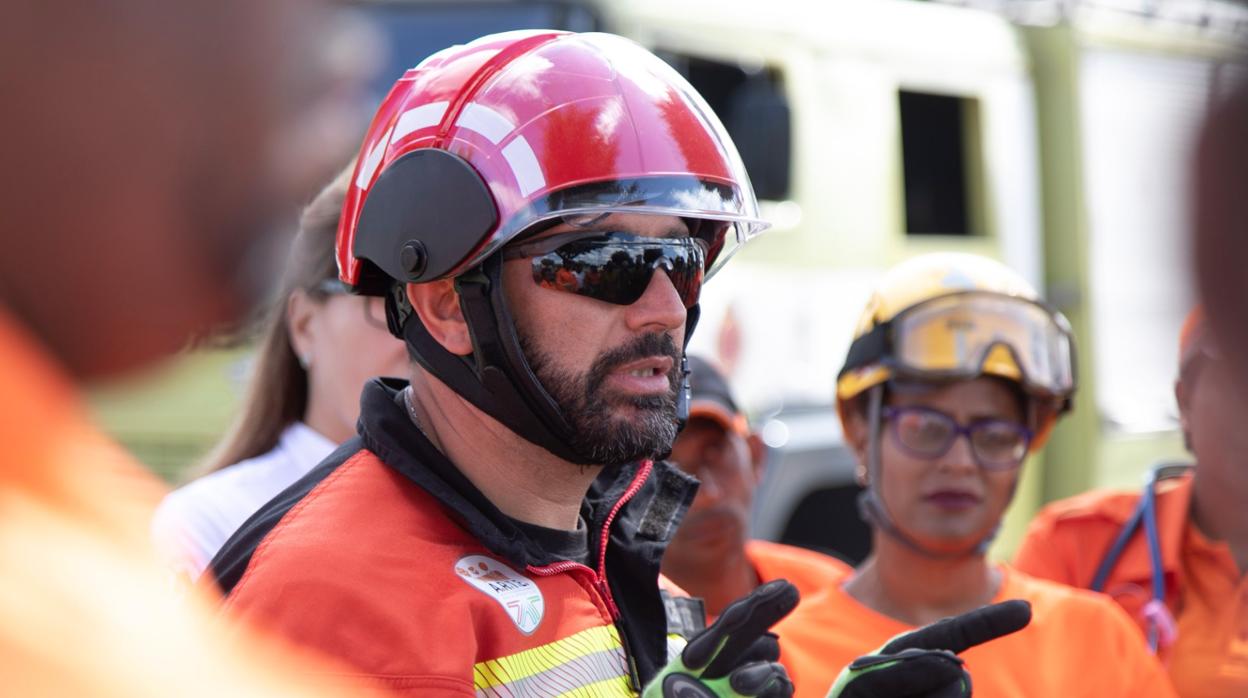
[625,268,687,335]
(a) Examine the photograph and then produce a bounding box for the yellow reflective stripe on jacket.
[665,633,687,662]
[473,624,632,696]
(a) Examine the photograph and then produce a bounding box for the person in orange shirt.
[775,252,1175,698]
[1015,306,1248,696]
[0,2,383,696]
[662,356,851,619]
[1193,70,1248,398]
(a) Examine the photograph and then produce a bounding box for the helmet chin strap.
[393,254,700,466]
[858,384,1001,560]
[655,306,699,463]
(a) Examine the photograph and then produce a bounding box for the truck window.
[659,51,792,201]
[899,90,984,237]
[350,1,599,96]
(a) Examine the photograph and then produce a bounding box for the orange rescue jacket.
[211,378,702,696]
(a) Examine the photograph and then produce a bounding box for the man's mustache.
[586,332,681,397]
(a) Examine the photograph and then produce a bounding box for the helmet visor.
[891,291,1075,398]
[434,32,768,280]
[465,175,765,281]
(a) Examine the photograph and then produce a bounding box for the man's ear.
[746,432,767,486]
[406,280,473,356]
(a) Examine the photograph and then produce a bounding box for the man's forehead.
[533,212,689,242]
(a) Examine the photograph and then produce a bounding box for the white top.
[151,422,337,580]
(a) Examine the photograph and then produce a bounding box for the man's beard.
[519,330,682,465]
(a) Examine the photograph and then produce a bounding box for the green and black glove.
[827,599,1031,698]
[644,579,799,698]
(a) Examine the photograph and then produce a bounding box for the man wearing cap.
[663,356,850,619]
[1016,307,1248,696]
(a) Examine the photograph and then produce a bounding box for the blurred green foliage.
[86,347,251,484]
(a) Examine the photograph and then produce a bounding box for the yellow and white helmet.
[836,252,1076,450]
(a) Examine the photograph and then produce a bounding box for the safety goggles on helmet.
[841,291,1075,399]
[882,405,1032,470]
[502,231,707,308]
[488,176,748,282]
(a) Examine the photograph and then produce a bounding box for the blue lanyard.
[1089,462,1191,653]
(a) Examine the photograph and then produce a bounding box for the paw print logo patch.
[454,555,545,635]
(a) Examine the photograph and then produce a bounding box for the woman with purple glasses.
[772,253,1176,697]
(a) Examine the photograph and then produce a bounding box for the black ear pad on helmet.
[354,149,497,292]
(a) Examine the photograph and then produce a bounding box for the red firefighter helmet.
[333,30,768,465]
[337,30,766,295]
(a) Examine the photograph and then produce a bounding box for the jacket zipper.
[527,460,654,691]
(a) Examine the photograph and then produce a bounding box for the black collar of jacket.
[208,377,698,686]
[359,377,698,569]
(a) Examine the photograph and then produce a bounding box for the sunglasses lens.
[528,235,705,308]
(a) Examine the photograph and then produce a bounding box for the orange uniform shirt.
[746,539,852,601]
[775,564,1175,698]
[1016,477,1248,697]
[0,310,368,697]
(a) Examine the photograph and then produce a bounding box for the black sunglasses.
[501,231,707,308]
[313,279,388,331]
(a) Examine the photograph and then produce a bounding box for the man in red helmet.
[209,30,796,697]
[210,30,1031,698]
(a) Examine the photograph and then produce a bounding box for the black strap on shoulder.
[202,438,363,595]
[1089,462,1192,592]
[1089,498,1147,593]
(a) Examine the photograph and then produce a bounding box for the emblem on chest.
[454,555,545,634]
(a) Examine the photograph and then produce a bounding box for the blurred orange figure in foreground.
[0,3,377,695]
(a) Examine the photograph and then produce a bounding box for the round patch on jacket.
[454,555,545,635]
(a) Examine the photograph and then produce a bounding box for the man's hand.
[827,599,1032,698]
[644,579,799,698]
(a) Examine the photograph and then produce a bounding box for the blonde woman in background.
[152,169,408,579]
